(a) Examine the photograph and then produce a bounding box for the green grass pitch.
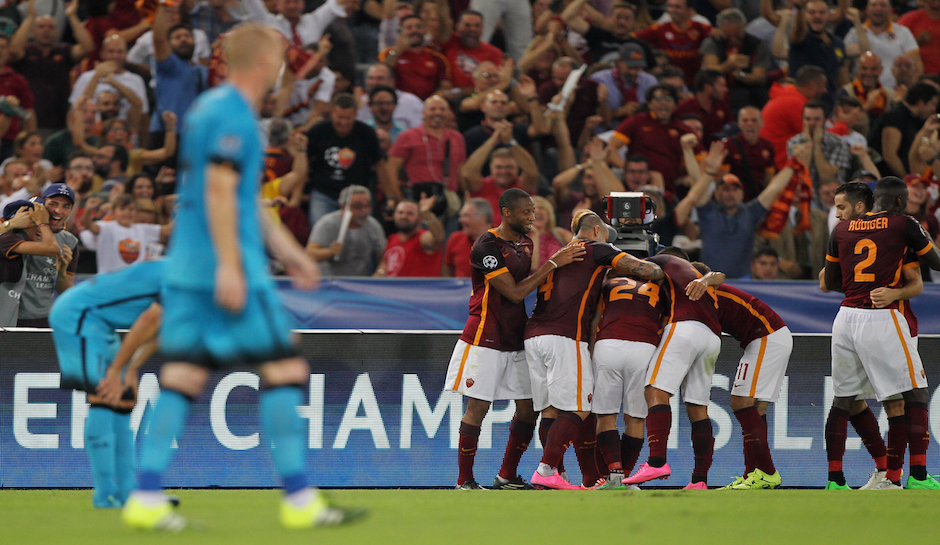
[3,488,940,545]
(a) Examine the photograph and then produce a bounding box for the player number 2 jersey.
[525,239,626,341]
[827,212,934,309]
[459,229,533,352]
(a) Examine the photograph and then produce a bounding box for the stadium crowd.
[0,0,938,288]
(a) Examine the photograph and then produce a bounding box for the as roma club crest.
[466,378,475,388]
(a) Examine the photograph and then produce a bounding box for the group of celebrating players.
[445,176,940,492]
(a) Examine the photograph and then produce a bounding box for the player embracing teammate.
[823,177,940,490]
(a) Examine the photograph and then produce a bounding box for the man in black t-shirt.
[305,93,390,226]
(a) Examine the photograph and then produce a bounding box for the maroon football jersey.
[595,275,665,346]
[459,229,533,351]
[648,254,721,336]
[827,212,934,309]
[525,239,625,341]
[714,284,787,349]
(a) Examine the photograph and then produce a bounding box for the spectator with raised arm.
[700,8,772,111]
[151,3,207,138]
[378,14,452,100]
[562,0,655,67]
[10,0,94,132]
[375,195,444,277]
[786,99,851,188]
[127,1,211,80]
[870,81,940,177]
[460,128,539,218]
[69,35,147,140]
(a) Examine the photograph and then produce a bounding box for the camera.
[603,191,659,257]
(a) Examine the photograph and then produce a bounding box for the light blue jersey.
[50,260,163,392]
[165,84,268,290]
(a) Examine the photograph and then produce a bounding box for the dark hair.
[103,144,130,172]
[835,95,862,110]
[656,246,690,260]
[873,176,908,213]
[113,194,135,209]
[905,82,940,106]
[369,62,395,79]
[659,66,685,81]
[124,173,154,196]
[67,151,92,167]
[498,187,531,214]
[369,85,398,105]
[835,181,874,210]
[167,23,193,39]
[802,98,828,118]
[331,92,358,110]
[693,69,724,93]
[794,65,826,87]
[457,9,484,24]
[645,83,678,103]
[691,261,710,274]
[678,113,703,125]
[752,247,779,262]
[625,154,649,166]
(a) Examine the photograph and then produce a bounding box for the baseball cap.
[720,173,743,187]
[3,199,34,221]
[617,43,646,69]
[39,183,76,204]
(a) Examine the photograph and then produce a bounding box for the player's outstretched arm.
[96,302,162,405]
[870,264,923,308]
[613,254,664,281]
[206,162,246,312]
[490,244,586,304]
[258,201,320,291]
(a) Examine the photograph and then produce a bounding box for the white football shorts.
[524,335,593,412]
[444,340,531,402]
[645,321,721,406]
[592,339,657,418]
[831,307,926,401]
[730,327,793,403]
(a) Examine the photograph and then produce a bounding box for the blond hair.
[532,196,557,229]
[224,24,285,73]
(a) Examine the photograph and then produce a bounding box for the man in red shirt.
[0,33,36,161]
[441,10,504,93]
[673,69,730,146]
[442,197,491,277]
[760,65,827,169]
[460,123,538,217]
[899,0,940,74]
[722,106,776,201]
[609,83,697,192]
[387,95,466,212]
[379,15,452,100]
[375,196,444,277]
[634,0,711,86]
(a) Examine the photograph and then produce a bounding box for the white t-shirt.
[81,221,163,274]
[68,70,150,119]
[844,23,919,90]
[286,67,336,128]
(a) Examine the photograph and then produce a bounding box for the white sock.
[131,491,167,506]
[285,487,314,508]
[537,463,555,477]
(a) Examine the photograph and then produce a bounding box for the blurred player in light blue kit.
[122,22,363,531]
[49,260,163,509]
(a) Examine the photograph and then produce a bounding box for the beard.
[175,44,195,61]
